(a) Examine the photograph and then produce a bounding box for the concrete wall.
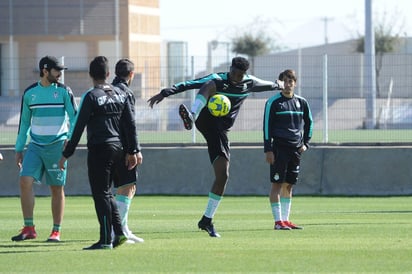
[0,145,411,196]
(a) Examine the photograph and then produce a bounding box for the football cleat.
[198,216,221,237]
[284,221,303,230]
[47,230,61,242]
[274,221,292,230]
[11,226,37,241]
[126,232,144,244]
[83,242,113,250]
[123,226,144,243]
[113,234,127,248]
[179,104,194,130]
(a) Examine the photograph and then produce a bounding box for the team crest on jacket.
[296,100,301,109]
[54,92,58,99]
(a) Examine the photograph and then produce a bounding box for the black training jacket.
[63,83,138,158]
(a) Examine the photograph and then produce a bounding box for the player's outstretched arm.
[147,93,164,108]
[147,87,180,108]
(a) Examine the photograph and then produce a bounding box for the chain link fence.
[1,53,412,146]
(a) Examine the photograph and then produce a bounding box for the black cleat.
[198,216,221,237]
[179,104,194,130]
[83,242,113,250]
[113,235,127,248]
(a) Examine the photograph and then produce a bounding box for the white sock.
[280,197,291,221]
[116,195,131,232]
[204,192,222,219]
[271,202,282,222]
[191,94,207,119]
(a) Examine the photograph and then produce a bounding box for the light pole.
[321,16,334,46]
[364,0,376,129]
[8,0,15,96]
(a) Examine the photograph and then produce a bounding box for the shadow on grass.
[319,210,412,214]
[0,239,93,254]
[352,210,412,214]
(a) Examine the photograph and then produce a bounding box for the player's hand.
[59,156,67,171]
[298,145,307,153]
[135,152,143,166]
[147,93,164,108]
[275,79,284,90]
[15,152,23,169]
[265,151,275,165]
[125,152,142,170]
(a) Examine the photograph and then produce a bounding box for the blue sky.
[159,0,411,56]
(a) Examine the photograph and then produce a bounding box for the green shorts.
[20,141,67,186]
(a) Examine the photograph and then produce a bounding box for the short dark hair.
[89,56,109,80]
[115,58,134,78]
[231,57,249,71]
[278,72,284,81]
[281,69,297,82]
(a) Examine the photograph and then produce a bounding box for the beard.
[47,74,59,84]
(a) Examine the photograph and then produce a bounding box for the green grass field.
[0,196,411,273]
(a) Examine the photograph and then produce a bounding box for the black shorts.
[270,145,301,184]
[196,114,230,163]
[112,152,138,188]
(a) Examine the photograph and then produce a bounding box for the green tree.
[231,33,271,74]
[356,11,404,97]
[230,17,281,74]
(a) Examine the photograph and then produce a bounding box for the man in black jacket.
[59,56,141,250]
[111,58,144,244]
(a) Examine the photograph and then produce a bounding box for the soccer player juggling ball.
[148,57,283,237]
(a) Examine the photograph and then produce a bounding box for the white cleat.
[126,232,144,243]
[123,227,144,243]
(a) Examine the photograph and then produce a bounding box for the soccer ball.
[207,94,231,117]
